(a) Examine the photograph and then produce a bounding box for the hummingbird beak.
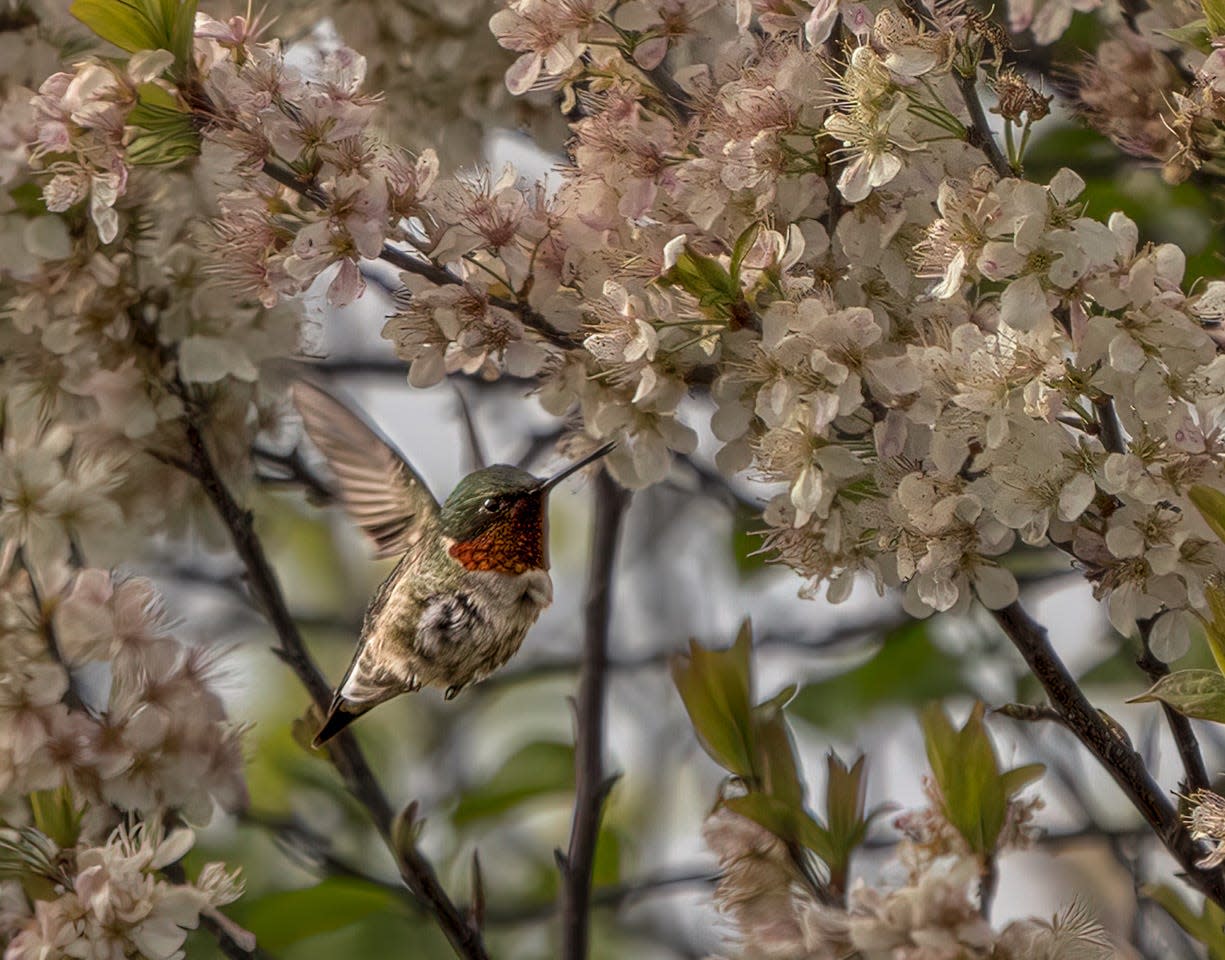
[540,441,617,493]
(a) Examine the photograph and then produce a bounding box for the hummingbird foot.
[444,684,465,701]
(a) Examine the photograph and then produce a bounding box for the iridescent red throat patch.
[448,497,548,573]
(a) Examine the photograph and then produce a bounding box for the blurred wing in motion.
[293,380,441,558]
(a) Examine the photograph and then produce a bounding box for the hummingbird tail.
[312,698,367,747]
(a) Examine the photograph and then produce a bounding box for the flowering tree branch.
[559,468,630,960]
[991,601,1225,906]
[178,412,491,960]
[1085,392,1209,796]
[257,159,577,351]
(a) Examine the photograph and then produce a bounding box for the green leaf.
[729,222,762,284]
[730,507,769,579]
[1191,485,1225,546]
[1127,668,1225,722]
[28,787,83,849]
[452,740,574,826]
[70,0,161,53]
[659,243,742,319]
[723,793,833,863]
[921,702,1007,857]
[821,752,876,891]
[70,0,197,76]
[753,706,805,811]
[126,82,199,165]
[1145,883,1225,959]
[1203,583,1225,677]
[1206,0,1225,36]
[9,182,48,217]
[671,621,756,779]
[998,762,1045,798]
[592,827,622,888]
[788,622,966,732]
[165,0,198,70]
[1159,17,1214,52]
[226,877,400,950]
[825,753,866,845]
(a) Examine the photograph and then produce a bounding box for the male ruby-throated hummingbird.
[293,381,616,747]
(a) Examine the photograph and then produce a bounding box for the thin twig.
[179,415,490,960]
[955,70,1011,178]
[893,0,1011,178]
[198,912,265,960]
[1136,620,1210,795]
[253,446,335,503]
[452,384,487,470]
[16,548,87,711]
[487,866,715,927]
[978,857,998,920]
[1093,396,1128,458]
[991,601,1225,907]
[560,468,630,960]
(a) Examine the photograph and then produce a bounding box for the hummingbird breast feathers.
[356,564,554,698]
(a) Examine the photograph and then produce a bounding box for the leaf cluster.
[920,702,1043,860]
[671,620,878,891]
[71,0,197,74]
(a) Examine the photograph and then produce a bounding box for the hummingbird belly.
[370,567,553,693]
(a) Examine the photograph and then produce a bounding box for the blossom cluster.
[276,0,570,165]
[25,0,1223,641]
[2,821,244,960]
[702,803,1107,960]
[0,7,299,955]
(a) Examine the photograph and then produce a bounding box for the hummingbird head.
[441,442,616,573]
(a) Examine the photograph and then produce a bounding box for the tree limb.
[560,468,630,960]
[991,601,1225,906]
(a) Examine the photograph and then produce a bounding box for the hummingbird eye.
[481,497,505,514]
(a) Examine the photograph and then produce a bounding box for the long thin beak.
[540,441,617,493]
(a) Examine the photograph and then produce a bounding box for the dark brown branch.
[644,63,694,122]
[956,69,1012,178]
[1136,621,1210,795]
[179,416,490,960]
[560,468,630,960]
[991,601,1225,907]
[253,445,335,503]
[1093,396,1128,458]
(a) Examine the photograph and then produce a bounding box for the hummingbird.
[292,381,616,747]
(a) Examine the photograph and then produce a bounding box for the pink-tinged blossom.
[1009,0,1101,45]
[490,0,613,94]
[4,822,243,960]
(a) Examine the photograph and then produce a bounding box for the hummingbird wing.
[293,380,441,559]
